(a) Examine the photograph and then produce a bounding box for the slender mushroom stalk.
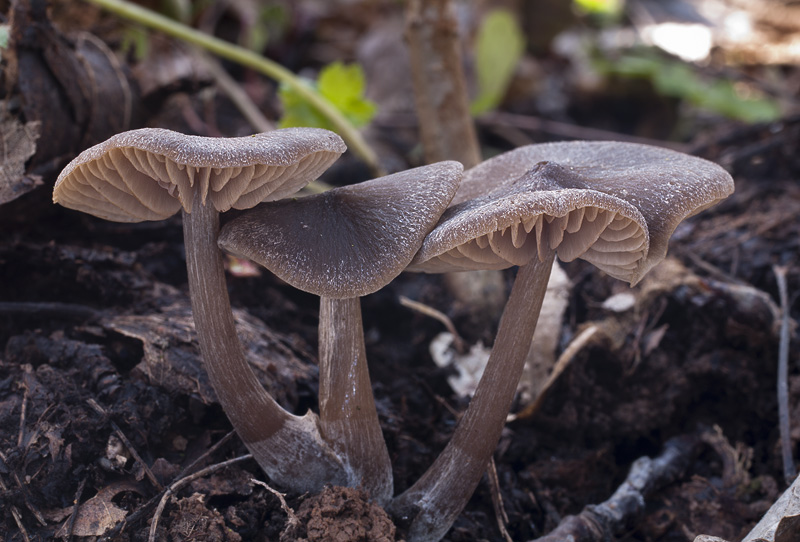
[395,142,735,542]
[53,127,350,492]
[318,297,390,501]
[390,249,555,534]
[218,162,464,504]
[182,190,345,489]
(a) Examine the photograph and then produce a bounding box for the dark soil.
[2,1,800,541]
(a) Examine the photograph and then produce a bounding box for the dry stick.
[404,0,481,168]
[511,324,600,421]
[0,463,30,542]
[97,431,236,541]
[148,454,253,542]
[487,458,514,542]
[251,478,299,529]
[87,399,163,491]
[65,476,88,542]
[399,295,467,353]
[773,264,796,484]
[0,481,27,538]
[527,434,698,542]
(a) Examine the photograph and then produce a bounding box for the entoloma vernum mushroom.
[217,161,464,505]
[392,141,734,542]
[53,127,349,492]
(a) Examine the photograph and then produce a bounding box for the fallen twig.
[65,476,87,542]
[87,399,163,491]
[251,478,299,530]
[487,457,513,542]
[148,454,253,542]
[773,264,795,484]
[399,295,467,353]
[528,434,699,542]
[512,324,600,421]
[98,431,236,541]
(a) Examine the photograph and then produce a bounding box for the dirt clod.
[281,486,396,542]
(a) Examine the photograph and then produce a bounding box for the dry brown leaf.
[0,117,41,205]
[55,480,143,537]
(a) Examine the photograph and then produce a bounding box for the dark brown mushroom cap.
[218,161,464,298]
[53,127,346,222]
[409,142,734,284]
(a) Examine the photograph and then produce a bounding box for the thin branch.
[773,264,795,484]
[84,0,383,175]
[148,454,253,542]
[487,458,513,542]
[529,435,699,542]
[65,476,88,542]
[511,324,600,421]
[399,295,467,353]
[251,478,299,529]
[87,399,163,491]
[98,431,237,541]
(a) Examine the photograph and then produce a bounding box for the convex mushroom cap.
[218,161,464,298]
[53,127,347,222]
[409,141,734,284]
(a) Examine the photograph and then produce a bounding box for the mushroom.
[53,127,350,492]
[391,141,735,542]
[217,161,464,505]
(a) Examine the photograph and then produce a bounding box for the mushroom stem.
[318,296,394,505]
[182,194,347,492]
[391,248,556,542]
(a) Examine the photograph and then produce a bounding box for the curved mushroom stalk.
[397,142,734,541]
[53,127,350,493]
[183,196,347,490]
[390,250,555,541]
[218,162,464,502]
[319,297,393,504]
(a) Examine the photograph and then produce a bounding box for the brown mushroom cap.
[53,127,347,222]
[409,141,734,284]
[218,161,464,298]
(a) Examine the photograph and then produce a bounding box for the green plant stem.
[86,0,383,176]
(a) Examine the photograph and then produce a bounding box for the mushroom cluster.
[54,130,734,542]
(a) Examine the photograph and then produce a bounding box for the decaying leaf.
[107,299,316,409]
[55,480,143,537]
[0,117,41,205]
[739,474,800,542]
[430,332,491,398]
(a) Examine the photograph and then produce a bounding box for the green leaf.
[573,0,623,17]
[470,9,525,115]
[279,62,377,130]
